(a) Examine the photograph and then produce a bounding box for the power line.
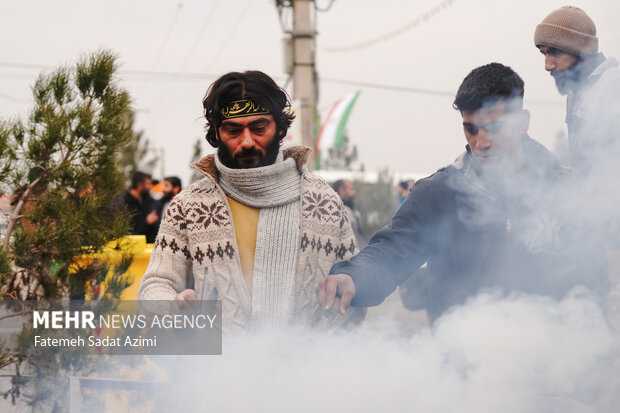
[150,0,221,106]
[0,62,222,80]
[123,69,221,80]
[323,0,457,53]
[321,76,453,97]
[162,0,253,110]
[0,61,54,70]
[0,73,39,80]
[0,91,30,104]
[137,2,184,94]
[314,0,335,12]
[177,0,220,72]
[201,0,252,73]
[0,62,561,106]
[320,77,563,106]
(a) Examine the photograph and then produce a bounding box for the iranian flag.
[316,90,360,154]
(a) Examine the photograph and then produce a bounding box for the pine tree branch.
[56,101,74,161]
[63,98,101,167]
[2,176,43,251]
[0,300,27,323]
[0,312,25,323]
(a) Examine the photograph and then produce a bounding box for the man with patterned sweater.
[139,71,364,332]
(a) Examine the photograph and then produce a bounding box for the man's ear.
[519,109,531,133]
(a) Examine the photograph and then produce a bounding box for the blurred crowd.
[111,172,182,244]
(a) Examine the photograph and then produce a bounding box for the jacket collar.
[452,135,558,173]
[191,145,312,182]
[588,54,616,80]
[450,134,560,196]
[568,54,613,96]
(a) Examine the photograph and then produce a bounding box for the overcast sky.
[1,0,619,184]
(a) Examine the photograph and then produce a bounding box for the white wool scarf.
[215,150,301,331]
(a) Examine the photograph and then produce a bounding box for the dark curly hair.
[453,63,524,112]
[202,71,295,148]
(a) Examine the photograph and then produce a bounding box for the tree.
[0,49,138,410]
[117,112,159,181]
[0,49,134,299]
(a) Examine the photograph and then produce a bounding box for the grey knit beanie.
[534,6,598,56]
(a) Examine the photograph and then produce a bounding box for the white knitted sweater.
[138,146,365,331]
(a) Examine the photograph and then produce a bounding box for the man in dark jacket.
[317,63,608,323]
[145,176,182,243]
[112,171,155,236]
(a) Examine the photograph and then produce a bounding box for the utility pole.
[159,148,165,178]
[280,0,318,168]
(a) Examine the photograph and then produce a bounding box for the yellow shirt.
[226,196,259,292]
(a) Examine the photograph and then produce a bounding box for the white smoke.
[146,288,618,413]
[7,62,619,413]
[137,74,620,413]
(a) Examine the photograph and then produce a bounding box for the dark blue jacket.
[331,136,608,322]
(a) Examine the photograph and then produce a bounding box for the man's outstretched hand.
[170,289,199,315]
[317,274,356,314]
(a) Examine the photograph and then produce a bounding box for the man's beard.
[217,134,281,169]
[342,196,354,209]
[551,61,584,95]
[162,191,175,202]
[140,189,151,199]
[552,70,579,95]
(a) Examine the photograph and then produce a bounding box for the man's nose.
[545,55,555,72]
[239,128,255,148]
[475,131,491,150]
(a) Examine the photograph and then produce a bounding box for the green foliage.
[117,114,158,181]
[0,49,134,300]
[0,249,11,281]
[0,50,144,410]
[0,122,17,190]
[105,255,134,299]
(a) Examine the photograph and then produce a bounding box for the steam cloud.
[148,289,618,413]
[87,86,620,413]
[144,83,620,412]
[6,65,620,413]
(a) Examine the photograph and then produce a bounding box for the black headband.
[220,99,270,119]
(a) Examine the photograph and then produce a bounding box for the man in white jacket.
[535,6,620,324]
[534,6,620,171]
